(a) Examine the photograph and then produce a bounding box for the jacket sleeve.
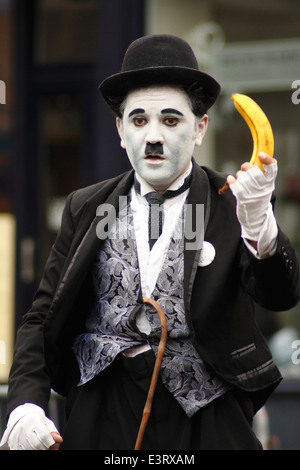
[6,192,77,416]
[241,226,300,311]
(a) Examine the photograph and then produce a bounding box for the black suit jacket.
[7,162,300,415]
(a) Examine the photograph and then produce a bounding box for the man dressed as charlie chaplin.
[1,34,300,450]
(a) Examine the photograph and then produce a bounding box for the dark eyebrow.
[161,108,184,116]
[128,108,145,117]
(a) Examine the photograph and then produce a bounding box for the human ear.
[116,118,126,149]
[195,114,208,146]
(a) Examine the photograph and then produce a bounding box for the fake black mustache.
[145,143,164,156]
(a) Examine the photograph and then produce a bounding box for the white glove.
[0,403,60,450]
[229,162,278,257]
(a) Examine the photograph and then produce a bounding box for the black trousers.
[61,350,262,450]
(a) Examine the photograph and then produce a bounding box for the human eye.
[133,116,147,127]
[163,117,179,127]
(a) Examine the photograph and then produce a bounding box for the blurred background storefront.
[0,0,300,449]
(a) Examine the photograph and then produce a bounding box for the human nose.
[145,122,164,145]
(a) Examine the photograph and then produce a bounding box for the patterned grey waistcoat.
[74,201,230,417]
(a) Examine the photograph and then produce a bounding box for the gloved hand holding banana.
[219,93,278,257]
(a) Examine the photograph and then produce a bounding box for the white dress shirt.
[123,163,192,355]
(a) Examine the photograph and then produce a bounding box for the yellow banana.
[231,93,274,171]
[219,93,274,194]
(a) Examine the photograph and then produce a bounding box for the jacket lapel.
[184,162,211,314]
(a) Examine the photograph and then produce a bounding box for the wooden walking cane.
[134,297,167,451]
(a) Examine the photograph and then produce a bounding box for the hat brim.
[99,66,221,111]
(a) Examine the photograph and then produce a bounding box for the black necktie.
[144,192,165,250]
[135,171,193,250]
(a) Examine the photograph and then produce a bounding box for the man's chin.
[140,173,178,192]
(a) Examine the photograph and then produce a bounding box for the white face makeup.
[116,86,208,192]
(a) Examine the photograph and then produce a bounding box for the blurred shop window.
[0,0,15,382]
[0,1,13,212]
[38,94,81,272]
[35,0,97,65]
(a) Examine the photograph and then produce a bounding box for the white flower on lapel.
[198,241,215,267]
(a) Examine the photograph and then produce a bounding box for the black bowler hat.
[99,34,221,112]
